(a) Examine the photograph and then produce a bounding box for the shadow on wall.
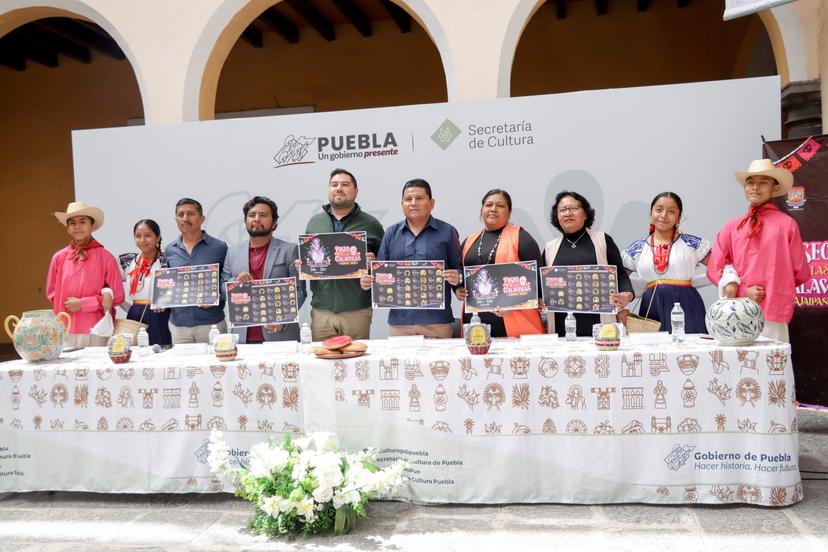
[541,169,650,248]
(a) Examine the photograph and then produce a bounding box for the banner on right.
[724,0,796,20]
[764,136,828,407]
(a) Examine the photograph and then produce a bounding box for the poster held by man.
[151,263,220,309]
[371,260,445,310]
[298,232,368,280]
[225,277,299,328]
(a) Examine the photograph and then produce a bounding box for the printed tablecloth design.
[0,339,801,506]
[0,352,303,493]
[299,339,801,506]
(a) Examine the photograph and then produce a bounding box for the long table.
[0,336,801,506]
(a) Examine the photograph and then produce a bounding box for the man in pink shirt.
[46,201,125,346]
[707,159,810,342]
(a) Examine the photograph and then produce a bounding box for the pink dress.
[46,245,125,334]
[707,204,809,323]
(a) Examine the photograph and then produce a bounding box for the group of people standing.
[46,159,809,347]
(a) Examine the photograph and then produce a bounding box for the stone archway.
[508,1,778,97]
[0,4,144,337]
[185,0,451,121]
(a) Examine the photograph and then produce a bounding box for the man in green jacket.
[304,168,384,340]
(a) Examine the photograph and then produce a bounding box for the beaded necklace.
[476,229,502,264]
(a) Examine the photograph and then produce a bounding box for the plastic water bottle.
[136,327,150,356]
[300,323,312,353]
[565,312,577,342]
[671,303,685,343]
[207,324,220,353]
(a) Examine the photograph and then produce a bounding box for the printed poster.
[463,261,538,313]
[541,264,617,314]
[298,232,368,280]
[225,277,299,328]
[151,263,220,308]
[371,260,445,309]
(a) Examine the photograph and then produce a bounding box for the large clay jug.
[705,298,765,346]
[4,309,72,362]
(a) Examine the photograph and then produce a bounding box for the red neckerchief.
[70,237,102,262]
[128,254,154,296]
[652,242,670,274]
[737,203,776,238]
[649,229,676,274]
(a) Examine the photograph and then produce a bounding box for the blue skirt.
[127,303,172,346]
[639,284,707,334]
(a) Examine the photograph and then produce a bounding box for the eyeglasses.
[557,206,582,215]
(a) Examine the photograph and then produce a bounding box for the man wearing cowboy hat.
[707,159,810,342]
[46,201,125,346]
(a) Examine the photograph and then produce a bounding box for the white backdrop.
[724,0,796,20]
[73,76,781,336]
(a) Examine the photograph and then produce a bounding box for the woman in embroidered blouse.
[543,191,634,336]
[455,189,545,337]
[620,192,710,334]
[120,219,172,345]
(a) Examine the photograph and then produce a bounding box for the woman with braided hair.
[621,192,710,334]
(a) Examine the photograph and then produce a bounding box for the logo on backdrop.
[274,135,317,168]
[786,186,806,210]
[274,132,400,167]
[431,118,462,150]
[664,443,696,471]
[431,118,536,152]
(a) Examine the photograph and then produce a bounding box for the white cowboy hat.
[54,201,105,230]
[734,159,794,198]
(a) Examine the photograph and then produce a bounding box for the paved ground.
[1,409,826,552]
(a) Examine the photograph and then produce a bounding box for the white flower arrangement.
[208,430,406,536]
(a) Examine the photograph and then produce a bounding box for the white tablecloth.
[0,336,801,505]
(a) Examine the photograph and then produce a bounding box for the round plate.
[314,351,366,360]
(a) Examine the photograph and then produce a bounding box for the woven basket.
[624,313,661,333]
[623,281,663,333]
[113,318,148,341]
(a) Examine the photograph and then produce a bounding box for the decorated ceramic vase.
[705,298,765,346]
[108,334,132,364]
[4,309,71,363]
[594,323,621,351]
[214,333,239,362]
[464,313,491,355]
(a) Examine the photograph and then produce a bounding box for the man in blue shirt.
[164,197,228,344]
[360,179,461,337]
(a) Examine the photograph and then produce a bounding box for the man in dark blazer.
[222,196,306,343]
